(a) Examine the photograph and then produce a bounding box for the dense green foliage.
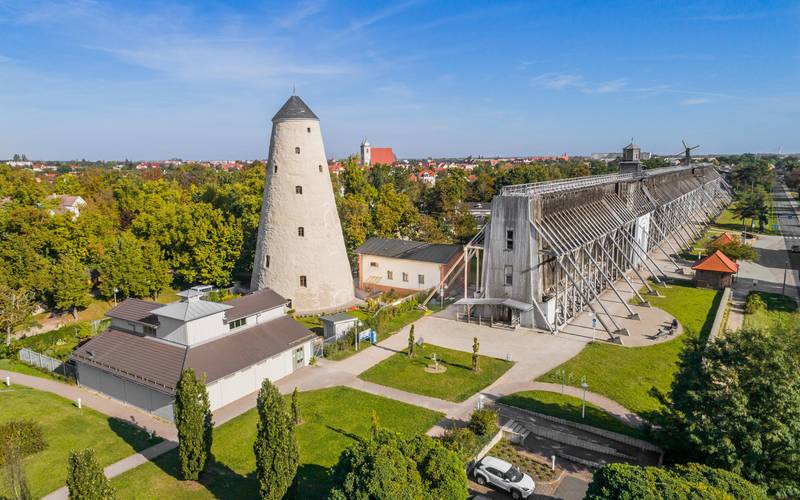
[705,236,757,262]
[253,380,299,499]
[0,163,263,329]
[174,369,213,481]
[330,429,468,500]
[468,408,497,437]
[586,462,767,500]
[66,448,116,500]
[0,420,47,464]
[655,326,800,497]
[731,187,771,232]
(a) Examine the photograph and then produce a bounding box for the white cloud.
[531,73,627,94]
[680,97,713,105]
[0,55,10,63]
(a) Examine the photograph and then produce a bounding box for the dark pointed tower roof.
[272,95,319,122]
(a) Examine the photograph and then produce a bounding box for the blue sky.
[1,0,798,160]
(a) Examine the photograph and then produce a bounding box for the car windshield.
[505,467,523,482]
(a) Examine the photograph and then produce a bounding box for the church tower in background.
[251,95,356,313]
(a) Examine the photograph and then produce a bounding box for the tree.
[1,420,47,500]
[331,429,467,500]
[585,462,767,500]
[66,448,115,500]
[655,327,800,497]
[96,232,171,300]
[174,369,213,481]
[731,188,770,232]
[408,325,416,358]
[468,408,497,437]
[291,388,301,425]
[370,410,380,439]
[0,284,35,345]
[253,379,299,499]
[51,255,91,318]
[641,157,670,170]
[472,337,480,372]
[706,237,758,262]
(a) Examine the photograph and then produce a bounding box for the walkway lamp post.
[113,287,118,306]
[591,315,597,342]
[581,378,589,419]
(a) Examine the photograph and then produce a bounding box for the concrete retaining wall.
[495,403,662,454]
[706,286,730,345]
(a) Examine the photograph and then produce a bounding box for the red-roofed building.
[360,139,397,167]
[692,249,738,289]
[710,232,734,246]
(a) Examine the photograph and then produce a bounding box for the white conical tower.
[251,95,355,313]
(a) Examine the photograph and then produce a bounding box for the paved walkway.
[0,369,177,440]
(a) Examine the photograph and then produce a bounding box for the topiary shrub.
[744,293,766,314]
[469,408,498,437]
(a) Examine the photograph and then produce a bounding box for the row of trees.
[0,163,263,325]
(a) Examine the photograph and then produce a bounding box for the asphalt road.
[774,183,800,239]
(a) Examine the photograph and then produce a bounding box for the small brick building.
[692,249,738,289]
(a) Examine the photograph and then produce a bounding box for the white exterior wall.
[362,255,441,291]
[251,110,356,313]
[156,316,188,344]
[184,312,228,346]
[205,339,312,411]
[110,317,154,335]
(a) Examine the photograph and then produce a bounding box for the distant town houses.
[45,194,87,218]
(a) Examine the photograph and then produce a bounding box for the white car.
[473,456,535,499]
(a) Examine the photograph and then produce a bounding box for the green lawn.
[359,343,514,402]
[498,390,649,440]
[0,386,160,498]
[0,358,73,382]
[743,291,799,332]
[538,280,720,418]
[111,387,443,499]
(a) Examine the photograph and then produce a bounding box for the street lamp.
[591,314,597,342]
[581,377,589,419]
[113,287,119,306]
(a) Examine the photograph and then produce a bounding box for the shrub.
[439,427,480,463]
[66,448,116,499]
[469,408,497,437]
[0,420,47,464]
[744,293,766,314]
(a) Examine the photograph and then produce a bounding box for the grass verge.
[538,280,720,418]
[359,343,513,402]
[0,385,160,498]
[497,390,648,440]
[111,387,442,499]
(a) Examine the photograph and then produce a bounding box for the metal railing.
[501,172,636,197]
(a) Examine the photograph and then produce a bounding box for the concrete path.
[0,369,176,441]
[42,441,178,500]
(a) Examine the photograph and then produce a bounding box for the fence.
[18,348,75,378]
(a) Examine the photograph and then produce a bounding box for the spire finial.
[292,84,296,96]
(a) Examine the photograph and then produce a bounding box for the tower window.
[318,165,323,172]
[296,185,303,194]
[307,127,311,133]
[295,147,300,154]
[387,270,393,280]
[265,255,270,268]
[506,229,514,250]
[418,274,425,285]
[299,275,307,287]
[504,265,513,286]
[370,262,378,268]
[298,227,305,237]
[274,165,278,174]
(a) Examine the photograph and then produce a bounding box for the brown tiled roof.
[223,288,287,321]
[186,316,314,383]
[72,329,187,394]
[106,298,161,325]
